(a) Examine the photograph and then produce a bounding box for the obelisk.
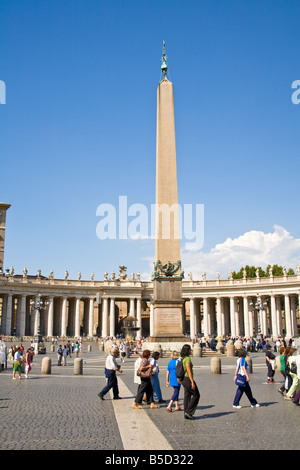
[150,43,185,343]
[0,203,11,269]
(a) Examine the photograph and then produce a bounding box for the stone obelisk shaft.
[155,77,181,265]
[0,203,11,269]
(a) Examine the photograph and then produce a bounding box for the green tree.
[232,264,295,279]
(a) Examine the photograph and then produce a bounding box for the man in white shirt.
[98,346,123,400]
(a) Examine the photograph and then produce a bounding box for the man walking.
[98,345,123,400]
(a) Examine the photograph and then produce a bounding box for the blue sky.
[1,0,300,280]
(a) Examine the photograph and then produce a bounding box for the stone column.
[216,298,222,338]
[189,298,195,340]
[88,298,94,337]
[203,297,209,338]
[18,294,27,337]
[61,296,68,338]
[109,298,115,338]
[230,297,236,338]
[290,295,297,337]
[5,293,12,336]
[275,296,283,337]
[136,298,142,338]
[261,296,268,336]
[129,298,135,317]
[47,297,54,337]
[75,298,81,338]
[102,297,109,338]
[270,294,278,339]
[284,294,292,338]
[243,295,250,338]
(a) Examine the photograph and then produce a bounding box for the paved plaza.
[1,342,299,452]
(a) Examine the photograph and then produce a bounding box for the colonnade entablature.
[0,269,299,340]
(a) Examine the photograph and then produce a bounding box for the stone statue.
[118,265,128,281]
[297,266,300,275]
[188,272,193,281]
[104,271,108,280]
[64,270,69,280]
[49,269,54,279]
[78,271,81,280]
[91,272,94,281]
[136,272,141,281]
[202,272,206,281]
[23,267,28,277]
[216,272,220,280]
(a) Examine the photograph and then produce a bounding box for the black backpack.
[175,359,185,383]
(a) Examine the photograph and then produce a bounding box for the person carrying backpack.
[179,344,200,420]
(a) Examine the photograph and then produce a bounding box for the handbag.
[235,358,247,387]
[235,373,247,387]
[137,366,154,378]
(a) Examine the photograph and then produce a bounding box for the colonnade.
[189,293,299,339]
[0,286,299,340]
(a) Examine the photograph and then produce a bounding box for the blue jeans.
[171,385,181,402]
[151,373,163,401]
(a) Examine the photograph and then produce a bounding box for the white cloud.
[181,225,300,280]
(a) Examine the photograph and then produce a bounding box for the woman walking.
[180,344,200,420]
[166,351,182,412]
[132,349,160,410]
[233,350,260,408]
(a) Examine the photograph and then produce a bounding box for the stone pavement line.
[110,378,173,451]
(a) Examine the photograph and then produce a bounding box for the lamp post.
[249,294,268,338]
[30,294,49,352]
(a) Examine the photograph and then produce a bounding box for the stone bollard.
[88,345,91,352]
[99,343,104,352]
[193,342,201,357]
[216,339,224,354]
[125,345,131,358]
[51,344,55,353]
[211,357,221,374]
[234,339,243,356]
[41,357,51,375]
[245,356,253,373]
[226,340,235,357]
[74,358,83,375]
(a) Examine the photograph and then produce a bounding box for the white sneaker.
[232,405,241,409]
[251,404,260,408]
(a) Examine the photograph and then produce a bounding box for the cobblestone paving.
[1,342,299,450]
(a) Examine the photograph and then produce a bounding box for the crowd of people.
[0,342,36,379]
[99,336,300,419]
